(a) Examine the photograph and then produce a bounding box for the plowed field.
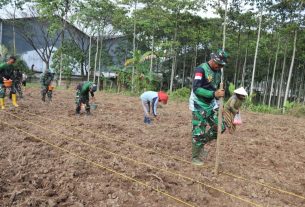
[0,87,304,207]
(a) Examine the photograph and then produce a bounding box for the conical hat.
[234,87,248,96]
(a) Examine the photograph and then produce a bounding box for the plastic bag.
[233,113,242,125]
[212,99,219,110]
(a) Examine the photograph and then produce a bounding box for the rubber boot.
[75,105,81,115]
[144,116,151,124]
[192,143,203,166]
[12,94,19,107]
[86,110,91,116]
[41,93,46,102]
[0,98,5,110]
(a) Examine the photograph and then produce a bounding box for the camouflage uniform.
[0,62,13,98]
[11,68,23,98]
[75,81,95,115]
[189,59,227,165]
[40,70,54,102]
[0,61,20,108]
[0,63,7,99]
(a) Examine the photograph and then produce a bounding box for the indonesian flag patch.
[194,72,203,80]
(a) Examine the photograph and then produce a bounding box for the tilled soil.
[0,87,305,207]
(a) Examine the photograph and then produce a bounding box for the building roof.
[0,6,123,39]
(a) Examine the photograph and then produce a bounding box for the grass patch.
[169,87,191,102]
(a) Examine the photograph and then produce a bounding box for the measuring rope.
[0,120,197,207]
[15,93,305,202]
[3,110,264,207]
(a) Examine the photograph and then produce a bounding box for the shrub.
[286,104,305,117]
[228,82,235,96]
[170,87,191,101]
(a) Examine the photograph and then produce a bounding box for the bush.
[243,95,281,114]
[228,82,235,96]
[170,87,191,101]
[286,104,305,117]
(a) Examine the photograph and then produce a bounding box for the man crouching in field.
[75,81,97,115]
[140,91,168,124]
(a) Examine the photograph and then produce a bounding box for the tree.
[1,0,32,54]
[74,0,126,89]
[12,8,62,70]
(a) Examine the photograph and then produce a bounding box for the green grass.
[169,87,191,102]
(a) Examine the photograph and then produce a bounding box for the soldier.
[75,81,97,115]
[0,56,18,109]
[189,49,228,165]
[11,67,23,98]
[40,68,54,102]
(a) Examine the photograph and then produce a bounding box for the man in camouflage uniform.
[189,49,228,165]
[11,67,23,98]
[40,69,54,102]
[0,56,18,109]
[75,81,97,115]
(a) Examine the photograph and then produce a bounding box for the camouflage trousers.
[41,86,52,102]
[75,90,90,114]
[13,82,23,98]
[0,84,17,98]
[192,108,226,148]
[0,84,4,98]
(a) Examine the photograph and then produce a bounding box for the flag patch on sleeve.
[194,72,203,80]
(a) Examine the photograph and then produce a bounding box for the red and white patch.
[194,72,203,80]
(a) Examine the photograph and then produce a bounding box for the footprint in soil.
[24,136,41,142]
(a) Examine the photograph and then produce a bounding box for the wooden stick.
[214,82,224,175]
[215,0,228,175]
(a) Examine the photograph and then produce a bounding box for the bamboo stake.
[215,0,228,175]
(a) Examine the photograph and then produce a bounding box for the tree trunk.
[194,44,198,68]
[268,37,280,107]
[241,47,248,87]
[94,36,99,83]
[98,33,104,91]
[234,24,241,86]
[277,43,287,108]
[87,35,92,81]
[131,0,137,92]
[283,31,297,114]
[263,57,271,104]
[13,6,16,55]
[59,8,68,87]
[250,12,262,97]
[169,18,178,93]
[303,81,305,105]
[182,46,186,88]
[150,35,154,73]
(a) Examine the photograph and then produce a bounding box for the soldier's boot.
[200,149,209,158]
[86,109,91,116]
[0,98,5,110]
[47,92,52,102]
[75,105,81,115]
[192,143,204,166]
[12,94,19,107]
[42,94,46,102]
